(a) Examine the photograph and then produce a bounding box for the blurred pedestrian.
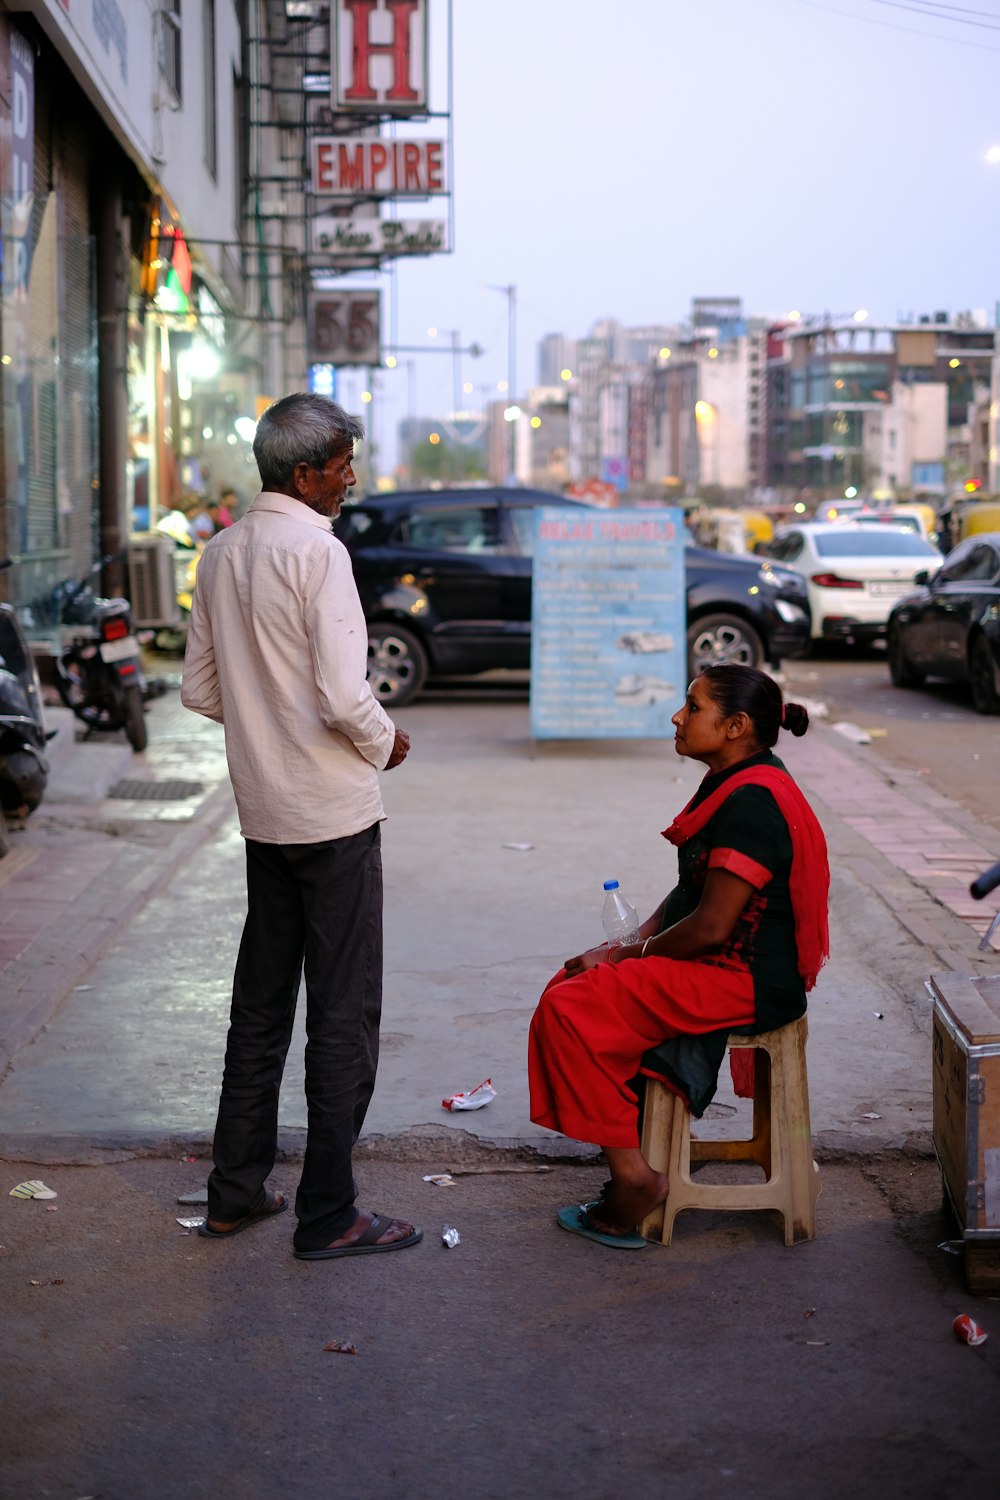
[184,495,216,543]
[156,502,197,547]
[215,487,237,527]
[204,500,230,533]
[181,392,420,1262]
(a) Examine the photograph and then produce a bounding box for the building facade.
[0,0,248,616]
[768,313,996,501]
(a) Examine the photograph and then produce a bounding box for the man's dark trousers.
[206,823,383,1251]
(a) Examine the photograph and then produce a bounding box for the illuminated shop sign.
[332,0,428,114]
[310,136,446,196]
[311,217,446,255]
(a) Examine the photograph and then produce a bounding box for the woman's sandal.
[555,1201,647,1250]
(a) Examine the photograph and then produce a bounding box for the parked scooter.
[49,555,149,753]
[0,560,50,857]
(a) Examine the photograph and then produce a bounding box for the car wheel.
[969,634,1000,715]
[367,624,428,707]
[887,625,925,689]
[686,614,764,676]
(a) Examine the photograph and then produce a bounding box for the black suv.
[334,488,810,706]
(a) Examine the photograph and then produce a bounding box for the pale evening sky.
[330,0,1000,473]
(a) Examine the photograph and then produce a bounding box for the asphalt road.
[780,644,1000,839]
[3,1154,998,1500]
[408,649,1000,846]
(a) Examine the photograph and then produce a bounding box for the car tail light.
[102,617,129,640]
[810,572,864,589]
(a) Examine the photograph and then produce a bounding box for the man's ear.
[291,461,312,498]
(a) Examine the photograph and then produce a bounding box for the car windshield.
[813,531,937,558]
[333,508,376,544]
[851,515,920,534]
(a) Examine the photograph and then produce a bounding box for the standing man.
[181,393,421,1261]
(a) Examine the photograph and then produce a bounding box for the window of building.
[160,0,182,103]
[807,360,892,406]
[203,0,217,179]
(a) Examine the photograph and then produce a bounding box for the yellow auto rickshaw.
[742,510,774,552]
[957,500,1000,541]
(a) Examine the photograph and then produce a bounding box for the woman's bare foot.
[585,1148,669,1235]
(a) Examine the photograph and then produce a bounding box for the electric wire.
[867,0,1000,32]
[798,0,1000,50]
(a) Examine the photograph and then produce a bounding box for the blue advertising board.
[530,507,687,740]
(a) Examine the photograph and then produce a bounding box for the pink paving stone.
[0,936,31,960]
[933,893,990,915]
[878,828,954,844]
[7,876,92,888]
[924,846,995,860]
[0,912,52,933]
[930,858,995,868]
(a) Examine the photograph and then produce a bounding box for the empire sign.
[310,136,446,196]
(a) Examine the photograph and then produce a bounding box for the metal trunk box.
[931,973,1000,1294]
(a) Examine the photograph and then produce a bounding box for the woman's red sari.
[528,763,829,1147]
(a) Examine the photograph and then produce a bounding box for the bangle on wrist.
[641,937,652,958]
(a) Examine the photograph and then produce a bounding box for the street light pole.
[490,283,517,481]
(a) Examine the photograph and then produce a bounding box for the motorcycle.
[0,561,50,857]
[49,555,149,753]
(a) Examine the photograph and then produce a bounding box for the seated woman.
[528,663,830,1249]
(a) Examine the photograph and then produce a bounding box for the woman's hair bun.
[782,701,809,737]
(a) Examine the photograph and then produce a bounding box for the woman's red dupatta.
[661,764,830,992]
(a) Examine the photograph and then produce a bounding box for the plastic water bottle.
[602,879,640,951]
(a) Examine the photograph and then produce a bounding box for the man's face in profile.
[297,445,357,519]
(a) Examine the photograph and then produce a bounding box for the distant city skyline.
[328,0,1000,475]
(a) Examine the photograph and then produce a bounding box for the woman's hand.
[562,944,610,978]
[607,941,645,966]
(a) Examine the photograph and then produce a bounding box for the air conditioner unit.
[127,536,182,627]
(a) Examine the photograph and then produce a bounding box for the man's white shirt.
[181,491,396,843]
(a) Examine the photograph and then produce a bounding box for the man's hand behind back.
[385,727,410,770]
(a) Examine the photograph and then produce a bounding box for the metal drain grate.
[108,779,205,801]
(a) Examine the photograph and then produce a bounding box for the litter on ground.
[9,1180,57,1200]
[442,1078,497,1112]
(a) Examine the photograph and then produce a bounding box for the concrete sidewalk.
[0,685,996,1164]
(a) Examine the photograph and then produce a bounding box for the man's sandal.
[197,1190,289,1239]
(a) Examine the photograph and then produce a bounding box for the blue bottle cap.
[603,880,619,890]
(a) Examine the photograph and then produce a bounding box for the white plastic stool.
[639,1015,821,1247]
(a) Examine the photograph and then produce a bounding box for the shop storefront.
[0,19,99,619]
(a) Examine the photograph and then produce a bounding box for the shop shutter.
[17,62,98,607]
[22,64,58,570]
[56,123,98,582]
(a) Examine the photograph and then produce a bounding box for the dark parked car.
[334,488,810,706]
[887,531,1000,714]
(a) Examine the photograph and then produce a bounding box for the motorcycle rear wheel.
[55,656,120,732]
[122,683,148,752]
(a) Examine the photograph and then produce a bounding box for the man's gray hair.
[253,393,365,490]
